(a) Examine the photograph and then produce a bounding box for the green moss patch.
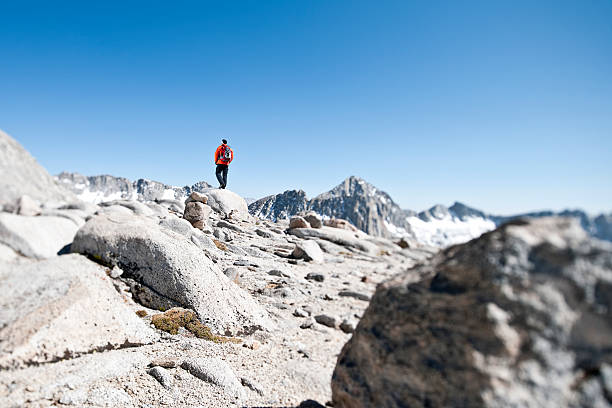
[151,308,241,343]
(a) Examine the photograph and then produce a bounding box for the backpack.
[220,145,231,161]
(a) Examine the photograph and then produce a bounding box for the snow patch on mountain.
[405,214,496,247]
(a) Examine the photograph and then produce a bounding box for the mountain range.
[56,172,612,247]
[56,172,211,204]
[249,176,612,246]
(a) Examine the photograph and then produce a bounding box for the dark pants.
[215,164,228,188]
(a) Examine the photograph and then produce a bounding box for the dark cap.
[222,139,227,144]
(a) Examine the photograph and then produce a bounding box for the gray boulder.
[148,366,173,389]
[332,218,612,408]
[183,201,212,229]
[292,240,324,263]
[182,357,246,399]
[71,212,272,332]
[159,216,194,237]
[214,227,235,242]
[95,204,134,217]
[15,195,41,216]
[200,189,249,220]
[0,213,79,259]
[0,129,75,204]
[40,208,88,227]
[288,226,377,255]
[0,254,156,369]
[303,213,322,228]
[99,200,155,217]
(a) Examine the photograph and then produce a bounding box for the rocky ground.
[0,184,434,407]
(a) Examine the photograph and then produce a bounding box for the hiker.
[214,139,234,189]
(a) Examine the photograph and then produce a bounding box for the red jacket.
[215,144,234,165]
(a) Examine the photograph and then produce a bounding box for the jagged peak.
[449,201,487,220]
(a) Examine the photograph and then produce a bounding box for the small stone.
[214,227,235,242]
[149,358,179,368]
[273,302,289,310]
[298,400,326,408]
[315,314,337,328]
[191,220,205,230]
[288,259,299,265]
[292,240,324,263]
[340,319,356,334]
[338,291,370,301]
[148,366,173,389]
[109,266,123,278]
[233,259,250,267]
[396,238,410,249]
[293,308,309,318]
[243,340,261,350]
[216,220,246,234]
[255,228,273,238]
[300,317,315,329]
[268,269,291,278]
[305,273,325,282]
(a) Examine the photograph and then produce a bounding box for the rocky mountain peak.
[418,204,450,221]
[246,189,308,222]
[449,201,487,220]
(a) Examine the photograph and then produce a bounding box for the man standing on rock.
[214,139,233,189]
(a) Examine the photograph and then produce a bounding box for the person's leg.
[222,165,228,188]
[215,164,225,188]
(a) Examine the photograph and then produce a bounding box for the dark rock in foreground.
[332,217,612,408]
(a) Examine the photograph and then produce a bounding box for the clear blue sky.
[1,1,611,215]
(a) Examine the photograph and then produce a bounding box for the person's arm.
[214,146,219,164]
[230,148,234,164]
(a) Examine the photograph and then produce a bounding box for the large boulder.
[302,212,322,228]
[324,218,359,232]
[0,213,79,259]
[289,216,310,229]
[292,240,324,263]
[0,129,75,204]
[183,201,212,229]
[332,218,612,408]
[288,226,378,255]
[200,189,249,220]
[71,212,272,332]
[0,254,156,369]
[99,200,155,217]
